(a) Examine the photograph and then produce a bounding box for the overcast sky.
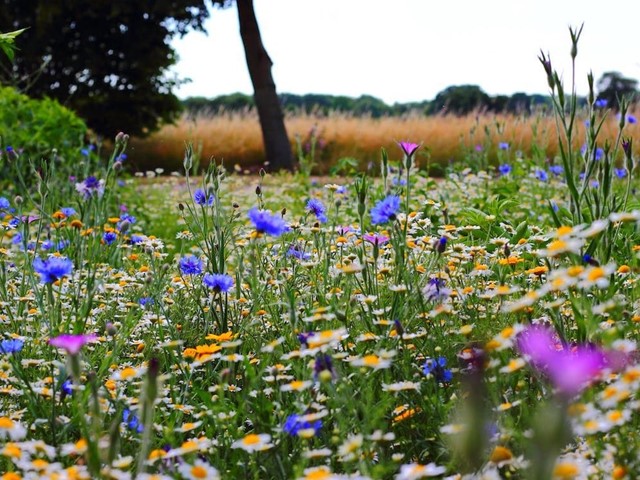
[170,0,640,104]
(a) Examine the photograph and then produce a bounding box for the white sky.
[171,0,640,104]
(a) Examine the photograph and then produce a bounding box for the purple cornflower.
[33,256,73,284]
[203,273,234,292]
[498,164,512,176]
[422,277,451,302]
[247,208,288,236]
[398,141,420,157]
[123,409,143,433]
[306,198,328,223]
[194,189,214,206]
[314,354,335,381]
[75,176,104,199]
[434,236,447,254]
[423,357,452,383]
[498,142,510,150]
[370,195,400,225]
[594,98,607,108]
[363,233,389,246]
[0,197,9,210]
[61,207,76,217]
[627,114,637,124]
[49,334,97,356]
[516,325,607,397]
[179,255,203,275]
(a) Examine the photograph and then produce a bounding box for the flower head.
[498,164,512,176]
[203,273,234,293]
[370,195,400,225]
[0,339,24,355]
[248,208,288,236]
[363,233,389,246]
[49,333,97,356]
[423,357,452,383]
[398,141,420,158]
[33,256,73,284]
[75,176,104,199]
[306,198,328,223]
[179,255,203,276]
[194,189,214,206]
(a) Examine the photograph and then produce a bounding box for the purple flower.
[423,277,451,302]
[595,148,604,161]
[370,195,400,225]
[33,256,73,283]
[498,142,510,150]
[314,354,335,381]
[75,176,104,199]
[247,208,288,236]
[194,189,214,206]
[287,246,311,260]
[627,114,637,124]
[498,164,512,176]
[283,413,322,437]
[398,141,420,157]
[179,255,203,275]
[203,273,234,292]
[61,207,77,217]
[363,233,389,246]
[0,197,9,210]
[306,198,328,223]
[516,325,607,397]
[595,98,607,108]
[49,334,97,356]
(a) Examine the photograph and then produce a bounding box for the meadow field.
[128,108,640,175]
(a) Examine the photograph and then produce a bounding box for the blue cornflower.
[306,198,328,223]
[76,176,104,199]
[41,240,54,251]
[247,208,288,236]
[179,255,203,275]
[627,114,637,124]
[423,356,453,383]
[392,177,407,186]
[535,169,549,182]
[589,179,600,188]
[32,256,73,283]
[498,142,509,150]
[61,379,73,396]
[498,164,512,176]
[123,409,143,433]
[103,231,117,245]
[7,218,19,229]
[0,339,24,354]
[0,197,9,210]
[138,297,155,307]
[203,273,234,292]
[423,277,451,302]
[370,195,400,225]
[549,165,564,176]
[595,148,604,161]
[313,354,335,381]
[614,168,627,179]
[287,246,311,260]
[61,207,76,217]
[283,413,322,437]
[130,234,145,245]
[595,99,608,108]
[117,153,127,161]
[194,188,214,206]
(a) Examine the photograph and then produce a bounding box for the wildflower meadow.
[2,29,640,480]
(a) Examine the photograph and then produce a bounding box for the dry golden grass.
[128,109,639,174]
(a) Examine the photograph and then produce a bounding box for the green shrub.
[0,86,87,189]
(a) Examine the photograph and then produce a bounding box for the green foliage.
[0,86,87,187]
[428,85,491,115]
[0,28,25,61]
[0,1,229,138]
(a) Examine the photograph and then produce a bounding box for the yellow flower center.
[191,466,208,479]
[243,434,261,445]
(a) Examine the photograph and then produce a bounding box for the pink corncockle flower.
[397,141,420,157]
[363,233,390,246]
[516,325,609,398]
[49,334,97,356]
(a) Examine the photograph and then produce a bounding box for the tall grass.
[128,108,640,174]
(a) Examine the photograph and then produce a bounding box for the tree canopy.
[596,71,638,110]
[0,1,229,138]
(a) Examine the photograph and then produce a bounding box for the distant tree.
[428,85,490,115]
[596,71,638,110]
[0,0,294,170]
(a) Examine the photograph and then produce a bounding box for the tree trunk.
[236,0,294,171]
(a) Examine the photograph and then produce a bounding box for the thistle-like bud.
[538,51,554,91]
[255,185,262,196]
